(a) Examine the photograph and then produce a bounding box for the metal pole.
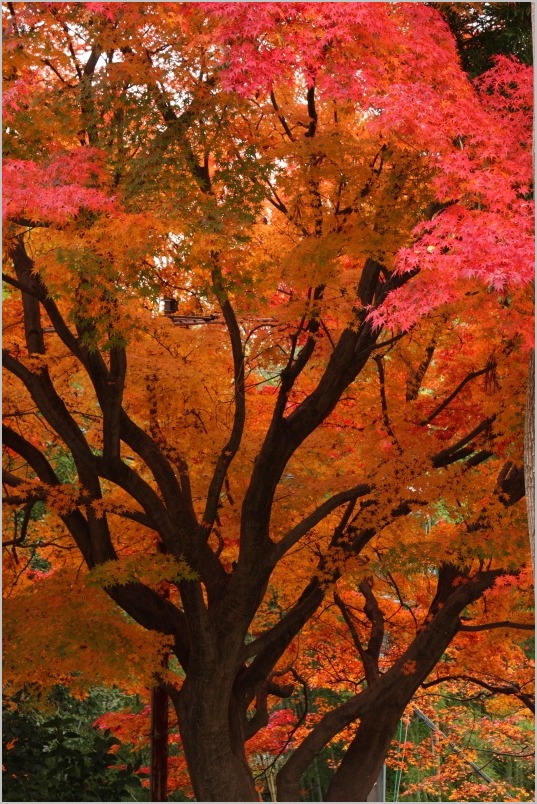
[367,765,386,802]
[413,707,492,783]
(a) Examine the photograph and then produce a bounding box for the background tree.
[2,3,533,801]
[435,2,532,77]
[2,687,148,802]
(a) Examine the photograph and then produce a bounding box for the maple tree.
[2,3,534,802]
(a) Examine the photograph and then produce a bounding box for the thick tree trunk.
[170,675,258,802]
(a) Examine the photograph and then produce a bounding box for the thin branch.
[421,365,492,425]
[373,355,402,452]
[270,90,295,142]
[42,57,76,87]
[459,620,534,632]
[4,218,51,230]
[432,417,495,468]
[334,592,370,679]
[255,668,309,782]
[265,182,311,238]
[372,332,407,352]
[275,284,326,410]
[406,326,438,402]
[274,483,372,560]
[319,318,336,350]
[2,501,35,552]
[62,22,83,80]
[421,675,535,714]
[385,570,419,629]
[202,274,246,533]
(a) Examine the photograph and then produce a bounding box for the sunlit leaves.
[87,553,197,588]
[3,568,172,698]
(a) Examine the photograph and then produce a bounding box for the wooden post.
[150,675,169,802]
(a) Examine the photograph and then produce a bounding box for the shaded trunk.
[325,708,399,802]
[276,567,501,802]
[170,674,258,802]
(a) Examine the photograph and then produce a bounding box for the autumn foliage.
[2,3,534,802]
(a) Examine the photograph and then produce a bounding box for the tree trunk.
[524,348,534,564]
[170,674,259,802]
[325,708,400,802]
[276,567,501,802]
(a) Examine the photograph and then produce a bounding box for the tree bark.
[170,672,259,802]
[325,708,400,802]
